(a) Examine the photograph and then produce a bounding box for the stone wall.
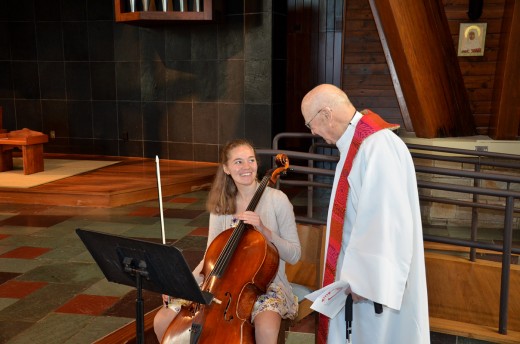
[0,0,287,162]
[402,133,520,231]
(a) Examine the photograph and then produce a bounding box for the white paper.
[305,280,350,318]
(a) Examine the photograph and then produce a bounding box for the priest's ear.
[321,106,333,120]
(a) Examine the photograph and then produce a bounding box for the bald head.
[301,84,355,121]
[301,84,349,114]
[300,84,356,143]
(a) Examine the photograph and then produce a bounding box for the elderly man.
[301,84,430,343]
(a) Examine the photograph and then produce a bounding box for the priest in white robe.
[301,84,430,343]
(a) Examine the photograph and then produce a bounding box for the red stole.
[317,110,399,344]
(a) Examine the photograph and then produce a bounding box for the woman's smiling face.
[223,144,258,186]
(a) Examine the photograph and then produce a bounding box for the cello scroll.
[267,153,289,187]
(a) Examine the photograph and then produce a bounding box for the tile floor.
[0,187,511,344]
[0,190,320,344]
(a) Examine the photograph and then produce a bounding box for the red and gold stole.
[317,110,399,344]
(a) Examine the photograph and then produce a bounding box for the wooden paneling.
[342,0,404,127]
[489,0,520,139]
[285,0,344,138]
[371,0,475,138]
[286,0,518,139]
[350,0,513,136]
[286,0,317,135]
[426,251,520,342]
[444,0,507,136]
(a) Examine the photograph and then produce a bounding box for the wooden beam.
[372,0,476,138]
[489,0,520,140]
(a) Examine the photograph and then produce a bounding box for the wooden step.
[430,317,520,344]
[426,252,520,343]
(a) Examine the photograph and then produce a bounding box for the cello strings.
[211,177,268,277]
[210,175,270,277]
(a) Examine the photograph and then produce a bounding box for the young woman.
[154,139,301,344]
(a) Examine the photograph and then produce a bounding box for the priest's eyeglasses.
[305,107,325,129]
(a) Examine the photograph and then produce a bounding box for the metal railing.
[258,132,520,335]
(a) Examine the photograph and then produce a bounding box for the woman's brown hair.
[205,139,258,215]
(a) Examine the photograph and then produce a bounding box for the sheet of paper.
[305,280,350,318]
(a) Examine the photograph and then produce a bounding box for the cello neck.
[245,175,270,212]
[209,174,271,279]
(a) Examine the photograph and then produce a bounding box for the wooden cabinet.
[114,0,213,22]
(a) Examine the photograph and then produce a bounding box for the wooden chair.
[278,223,326,343]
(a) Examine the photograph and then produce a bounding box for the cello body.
[161,225,280,344]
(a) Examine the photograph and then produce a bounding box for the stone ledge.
[399,131,520,155]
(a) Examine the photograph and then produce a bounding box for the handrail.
[415,165,520,185]
[261,132,520,336]
[407,143,520,161]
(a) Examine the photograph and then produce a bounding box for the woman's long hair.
[205,139,258,215]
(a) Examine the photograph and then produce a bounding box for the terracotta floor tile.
[0,215,71,227]
[0,319,34,343]
[177,249,205,270]
[0,246,52,259]
[55,294,120,316]
[173,236,207,252]
[0,280,47,298]
[189,227,209,236]
[128,207,160,217]
[0,271,20,285]
[104,290,162,318]
[162,209,204,219]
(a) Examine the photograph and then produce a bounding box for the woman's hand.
[162,294,170,307]
[236,211,272,241]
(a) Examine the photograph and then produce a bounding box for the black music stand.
[76,228,212,344]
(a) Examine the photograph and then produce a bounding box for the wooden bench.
[278,223,326,343]
[0,128,49,175]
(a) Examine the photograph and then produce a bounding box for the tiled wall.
[0,0,287,162]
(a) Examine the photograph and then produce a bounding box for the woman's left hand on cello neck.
[235,210,273,241]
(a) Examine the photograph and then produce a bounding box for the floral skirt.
[251,283,298,322]
[168,283,298,323]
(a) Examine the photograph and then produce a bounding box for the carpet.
[0,158,120,188]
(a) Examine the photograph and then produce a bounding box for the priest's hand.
[346,286,366,302]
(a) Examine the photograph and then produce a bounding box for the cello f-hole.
[224,292,233,321]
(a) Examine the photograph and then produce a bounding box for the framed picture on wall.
[458,23,487,56]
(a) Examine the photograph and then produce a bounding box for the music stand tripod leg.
[123,257,148,344]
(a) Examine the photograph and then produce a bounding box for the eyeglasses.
[305,107,325,129]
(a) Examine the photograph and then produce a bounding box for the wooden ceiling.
[369,0,519,139]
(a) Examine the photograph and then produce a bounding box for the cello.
[161,154,290,344]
